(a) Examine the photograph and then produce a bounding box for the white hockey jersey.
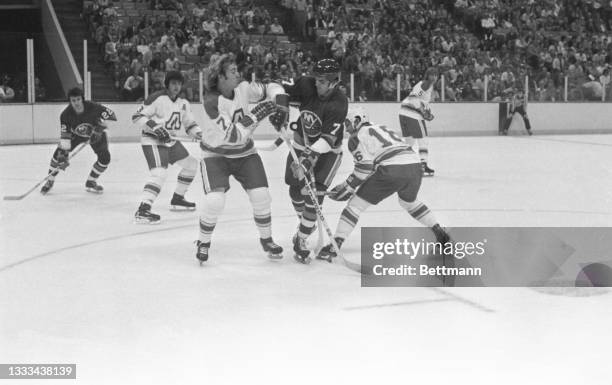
[400,80,433,120]
[348,123,420,182]
[200,80,284,158]
[132,91,201,147]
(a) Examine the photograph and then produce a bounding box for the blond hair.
[203,54,235,93]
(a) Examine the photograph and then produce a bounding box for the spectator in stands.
[165,52,180,72]
[181,37,199,56]
[0,76,15,103]
[35,77,47,102]
[269,18,284,35]
[122,70,144,101]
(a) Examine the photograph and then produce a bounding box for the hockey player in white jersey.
[316,109,450,261]
[132,71,202,224]
[399,68,437,176]
[195,55,286,263]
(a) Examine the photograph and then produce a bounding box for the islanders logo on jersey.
[72,123,95,138]
[299,110,322,136]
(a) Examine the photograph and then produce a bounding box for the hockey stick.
[293,115,326,255]
[310,170,326,255]
[3,141,90,201]
[280,125,364,274]
[170,135,199,142]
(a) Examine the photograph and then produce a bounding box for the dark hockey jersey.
[60,101,116,141]
[284,76,348,150]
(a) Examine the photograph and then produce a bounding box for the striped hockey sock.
[174,170,195,197]
[399,199,438,227]
[289,185,304,218]
[336,205,361,240]
[87,161,108,182]
[141,168,167,206]
[142,182,161,206]
[248,188,272,239]
[199,218,216,244]
[199,191,225,244]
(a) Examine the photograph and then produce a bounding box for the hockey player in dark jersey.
[278,58,349,263]
[40,87,117,195]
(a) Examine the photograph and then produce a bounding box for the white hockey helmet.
[345,107,369,134]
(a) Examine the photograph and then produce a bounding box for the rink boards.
[1,102,612,145]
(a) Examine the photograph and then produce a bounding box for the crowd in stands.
[310,0,612,101]
[82,0,612,102]
[84,0,293,101]
[0,74,47,103]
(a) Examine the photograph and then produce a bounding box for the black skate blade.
[169,205,196,212]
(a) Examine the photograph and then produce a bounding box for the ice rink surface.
[1,134,612,385]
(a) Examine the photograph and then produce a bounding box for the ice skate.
[316,238,343,263]
[85,180,104,194]
[422,162,435,177]
[170,193,196,211]
[432,224,451,244]
[134,202,161,224]
[195,241,210,265]
[293,233,312,264]
[260,237,283,260]
[40,179,55,195]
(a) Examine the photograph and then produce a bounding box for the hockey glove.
[238,100,277,131]
[329,175,361,201]
[90,123,106,144]
[187,126,203,141]
[290,147,319,181]
[251,100,278,123]
[55,148,70,170]
[269,110,287,131]
[269,93,290,132]
[420,107,434,121]
[153,125,171,143]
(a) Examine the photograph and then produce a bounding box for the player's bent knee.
[289,185,302,201]
[202,191,225,215]
[347,195,370,213]
[97,150,111,165]
[247,187,271,209]
[150,167,168,184]
[398,197,419,210]
[176,155,198,172]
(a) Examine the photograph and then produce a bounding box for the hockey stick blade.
[3,195,25,201]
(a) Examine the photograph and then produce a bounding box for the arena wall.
[1,102,611,145]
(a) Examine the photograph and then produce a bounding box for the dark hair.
[164,71,184,89]
[67,87,84,99]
